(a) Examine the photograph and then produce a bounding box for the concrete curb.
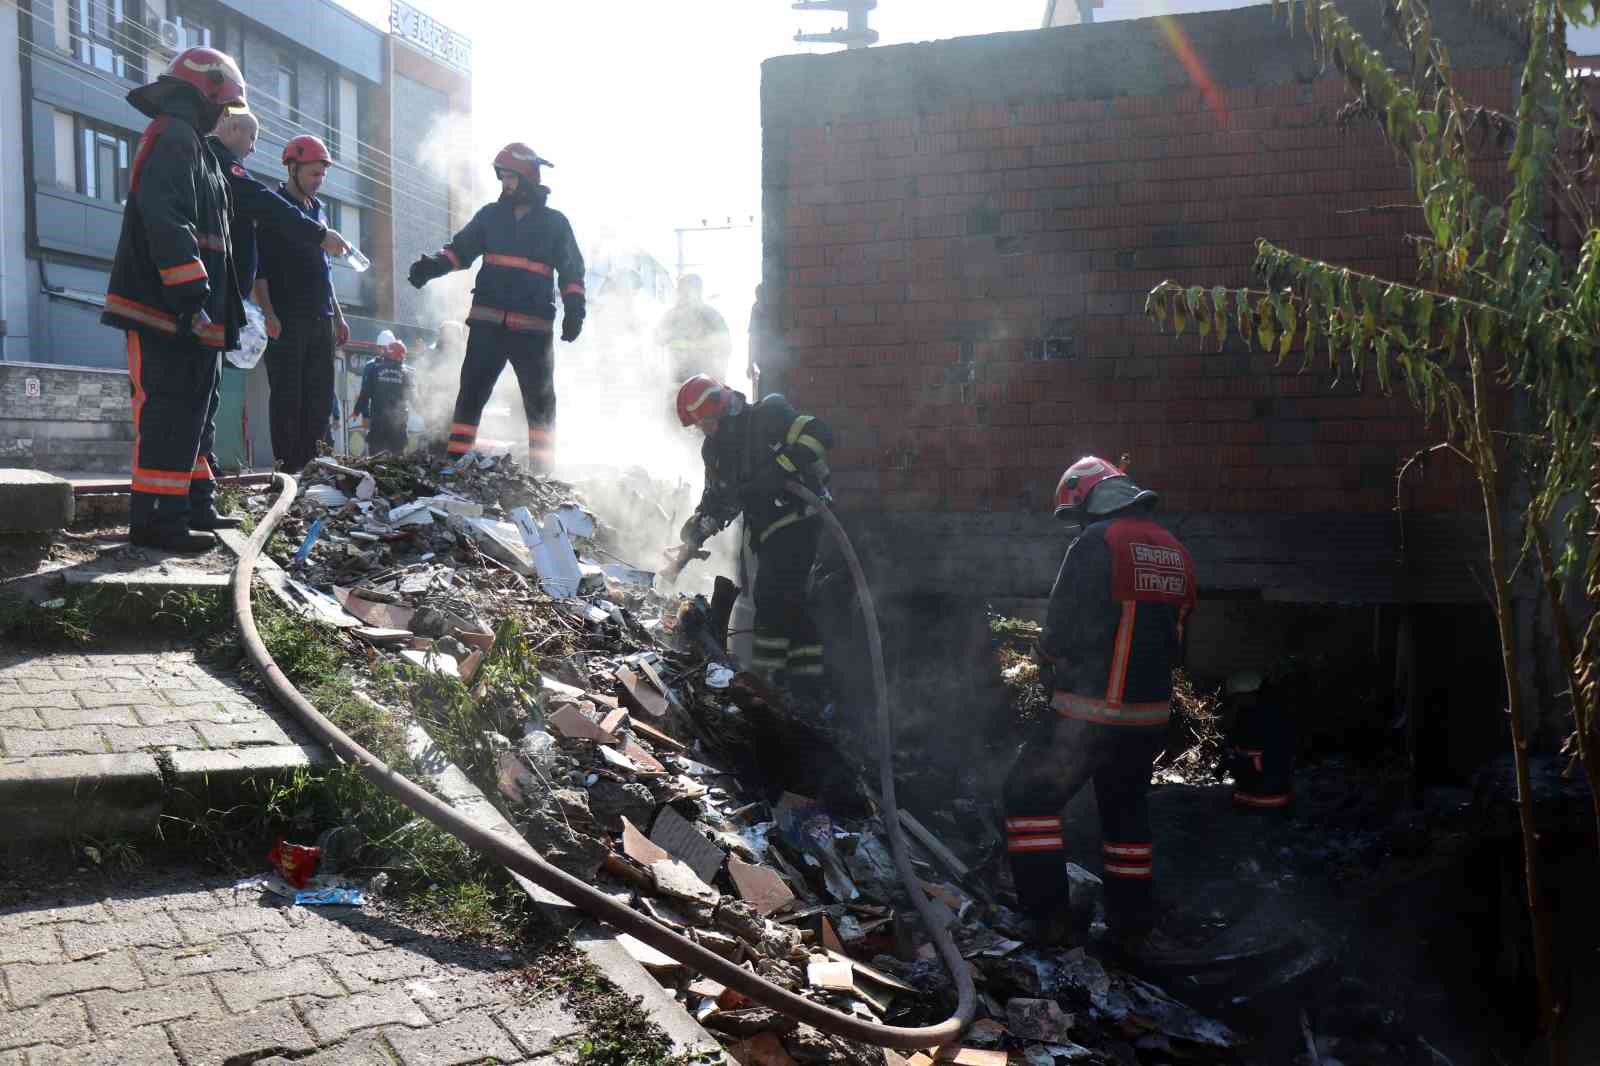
[0,742,335,845]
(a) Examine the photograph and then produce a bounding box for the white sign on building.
[389,1,472,75]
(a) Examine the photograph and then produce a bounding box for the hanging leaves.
[1211,286,1229,350]
[1257,294,1279,352]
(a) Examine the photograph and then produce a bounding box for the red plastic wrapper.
[268,837,322,889]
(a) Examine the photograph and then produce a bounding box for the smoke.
[397,112,754,596]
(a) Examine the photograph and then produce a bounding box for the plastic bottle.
[340,246,371,273]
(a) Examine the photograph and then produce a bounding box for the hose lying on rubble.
[233,472,976,1050]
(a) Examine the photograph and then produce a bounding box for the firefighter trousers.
[126,331,222,534]
[446,326,555,473]
[1001,714,1164,937]
[751,516,824,700]
[190,361,223,513]
[263,314,335,474]
[367,417,408,456]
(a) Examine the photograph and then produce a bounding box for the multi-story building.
[0,0,472,471]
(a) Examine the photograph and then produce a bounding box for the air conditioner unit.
[157,18,182,53]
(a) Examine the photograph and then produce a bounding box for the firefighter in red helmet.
[407,143,586,474]
[101,46,248,552]
[253,132,352,473]
[672,375,835,708]
[1000,457,1196,963]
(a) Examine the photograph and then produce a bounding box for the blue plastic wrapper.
[294,886,366,907]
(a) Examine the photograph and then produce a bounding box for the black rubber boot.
[130,526,217,553]
[189,508,244,531]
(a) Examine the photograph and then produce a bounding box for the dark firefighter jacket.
[436,189,585,334]
[1039,510,1197,727]
[102,95,242,350]
[207,137,327,301]
[694,394,833,546]
[353,357,417,431]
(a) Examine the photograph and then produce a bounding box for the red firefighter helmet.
[493,142,552,185]
[282,134,332,167]
[1053,455,1158,521]
[162,47,247,109]
[676,375,730,427]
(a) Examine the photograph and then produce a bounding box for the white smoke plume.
[397,112,754,599]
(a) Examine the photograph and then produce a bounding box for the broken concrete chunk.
[616,665,669,718]
[497,751,538,806]
[650,858,720,904]
[615,933,681,973]
[334,587,417,630]
[728,856,796,916]
[586,779,655,832]
[692,928,743,961]
[650,806,726,884]
[622,740,667,775]
[706,1009,800,1040]
[1006,998,1075,1044]
[688,977,726,1001]
[518,809,607,881]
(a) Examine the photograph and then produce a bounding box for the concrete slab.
[0,753,165,842]
[0,469,75,531]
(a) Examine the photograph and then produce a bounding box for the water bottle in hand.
[340,246,371,273]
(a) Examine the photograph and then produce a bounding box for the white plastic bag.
[225,300,269,369]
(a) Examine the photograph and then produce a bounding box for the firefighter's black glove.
[560,295,585,342]
[408,254,450,289]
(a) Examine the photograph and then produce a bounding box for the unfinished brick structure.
[758,5,1573,749]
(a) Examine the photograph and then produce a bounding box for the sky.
[334,0,1269,327]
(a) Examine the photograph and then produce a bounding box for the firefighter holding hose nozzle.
[670,375,834,711]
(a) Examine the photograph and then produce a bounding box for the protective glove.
[408,254,450,289]
[560,294,585,342]
[679,513,719,546]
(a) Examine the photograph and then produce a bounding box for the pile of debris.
[243,452,1254,1066]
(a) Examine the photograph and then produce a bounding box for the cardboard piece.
[622,740,666,775]
[621,817,671,866]
[510,506,583,597]
[933,1049,1008,1066]
[820,916,845,954]
[727,856,795,916]
[599,707,630,736]
[334,587,417,630]
[546,702,615,744]
[616,666,668,718]
[729,1033,798,1066]
[806,959,855,992]
[629,719,686,751]
[650,806,726,884]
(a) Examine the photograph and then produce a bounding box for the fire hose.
[232,472,977,1050]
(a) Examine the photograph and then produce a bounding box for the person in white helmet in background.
[351,330,416,456]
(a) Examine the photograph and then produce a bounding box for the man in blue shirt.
[352,330,416,455]
[254,134,351,473]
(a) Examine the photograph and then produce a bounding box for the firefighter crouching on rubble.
[101,47,248,553]
[253,133,352,474]
[1001,457,1197,962]
[407,144,586,474]
[673,375,834,708]
[352,330,417,456]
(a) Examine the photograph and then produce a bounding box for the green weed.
[254,596,339,682]
[0,586,116,645]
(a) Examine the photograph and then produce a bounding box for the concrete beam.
[0,468,76,531]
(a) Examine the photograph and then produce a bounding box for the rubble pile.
[243,453,1255,1066]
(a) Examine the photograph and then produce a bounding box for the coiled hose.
[232,472,976,1050]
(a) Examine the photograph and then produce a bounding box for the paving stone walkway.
[0,647,312,761]
[0,872,583,1065]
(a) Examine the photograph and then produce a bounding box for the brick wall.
[760,1,1522,607]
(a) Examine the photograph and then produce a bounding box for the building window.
[273,62,297,120]
[78,121,132,205]
[69,0,143,81]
